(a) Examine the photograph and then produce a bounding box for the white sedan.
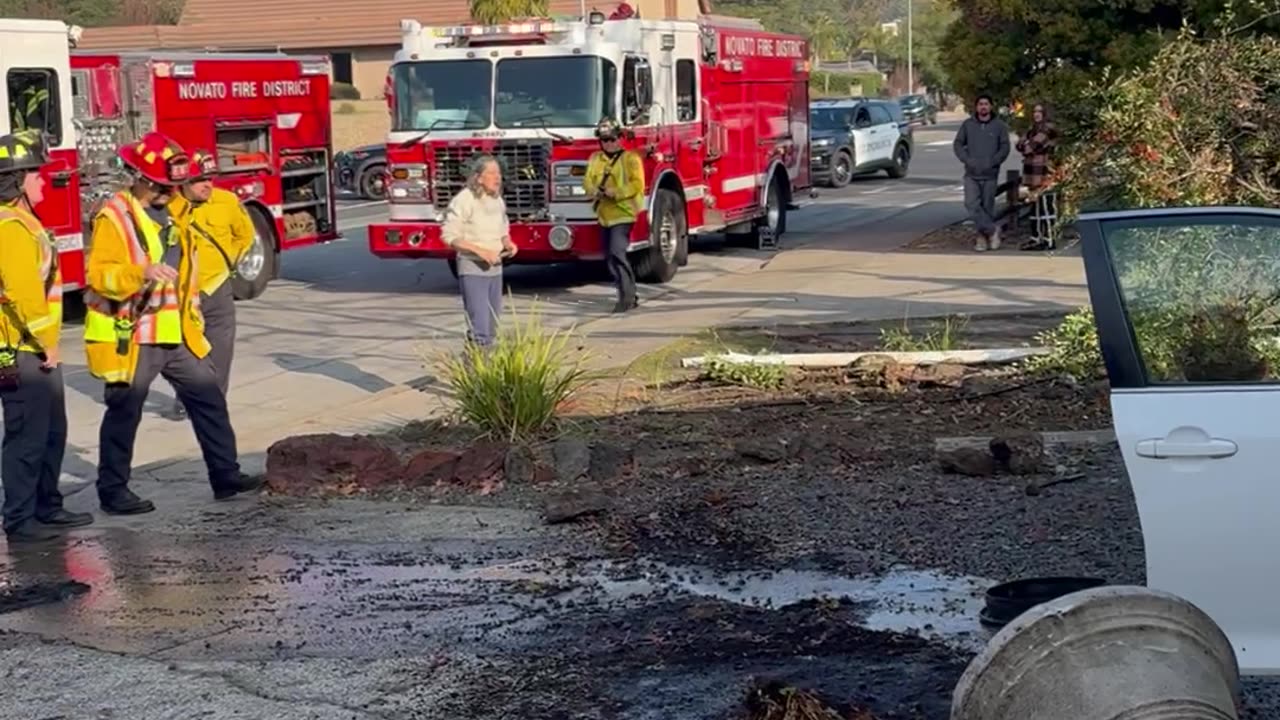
[1079,206,1280,675]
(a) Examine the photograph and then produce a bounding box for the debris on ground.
[0,580,90,615]
[744,680,857,720]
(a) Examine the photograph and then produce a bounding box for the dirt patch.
[903,218,1080,253]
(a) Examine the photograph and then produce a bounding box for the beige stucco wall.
[352,46,397,99]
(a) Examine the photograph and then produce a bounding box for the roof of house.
[79,0,621,52]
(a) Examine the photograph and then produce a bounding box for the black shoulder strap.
[189,219,237,275]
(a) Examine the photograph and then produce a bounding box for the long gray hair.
[466,154,502,198]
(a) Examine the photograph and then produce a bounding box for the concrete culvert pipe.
[952,585,1241,720]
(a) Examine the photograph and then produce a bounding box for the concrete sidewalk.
[51,198,1091,484]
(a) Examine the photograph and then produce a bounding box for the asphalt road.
[38,120,1002,478]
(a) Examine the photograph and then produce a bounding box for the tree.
[862,0,956,91]
[469,0,549,24]
[941,0,1280,132]
[0,0,185,25]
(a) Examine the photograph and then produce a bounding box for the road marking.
[927,140,951,146]
[338,200,387,210]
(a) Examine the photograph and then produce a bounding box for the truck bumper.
[369,221,608,262]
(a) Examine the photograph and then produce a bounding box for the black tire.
[886,143,911,179]
[231,207,276,301]
[634,188,685,283]
[751,174,787,244]
[359,163,386,200]
[829,151,853,188]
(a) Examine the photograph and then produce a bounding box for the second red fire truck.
[1,18,339,300]
[370,11,811,282]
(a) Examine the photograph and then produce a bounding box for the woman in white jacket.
[441,155,517,346]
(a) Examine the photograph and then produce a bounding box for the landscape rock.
[589,441,633,482]
[452,442,508,494]
[543,489,610,524]
[503,445,538,485]
[265,434,404,495]
[401,449,460,487]
[735,438,787,464]
[882,361,967,390]
[553,437,592,483]
[936,443,996,477]
[787,433,832,462]
[989,431,1045,475]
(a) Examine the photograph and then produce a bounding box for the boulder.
[452,442,508,492]
[265,434,403,495]
[989,431,1046,475]
[543,489,610,524]
[553,437,592,483]
[936,442,996,477]
[589,441,634,482]
[735,438,787,464]
[504,445,539,485]
[402,449,461,487]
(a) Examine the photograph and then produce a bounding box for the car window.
[1100,216,1280,383]
[868,104,892,126]
[854,106,871,127]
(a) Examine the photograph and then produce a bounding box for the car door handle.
[1135,438,1239,459]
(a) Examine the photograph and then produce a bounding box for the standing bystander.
[953,94,1011,252]
[1016,104,1059,251]
[441,154,516,347]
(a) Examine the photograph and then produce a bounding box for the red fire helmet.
[188,149,218,182]
[118,132,190,186]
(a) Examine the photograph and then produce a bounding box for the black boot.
[611,295,638,314]
[5,519,63,542]
[100,489,156,515]
[213,473,265,501]
[36,509,95,528]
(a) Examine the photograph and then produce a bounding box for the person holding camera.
[584,117,645,313]
[441,154,516,347]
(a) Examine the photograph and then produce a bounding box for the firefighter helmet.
[189,149,218,182]
[594,116,622,141]
[118,132,191,186]
[0,129,50,175]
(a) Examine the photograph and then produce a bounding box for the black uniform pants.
[1,352,67,532]
[97,344,241,498]
[201,283,236,395]
[602,223,637,303]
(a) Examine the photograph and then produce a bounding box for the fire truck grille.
[432,141,552,220]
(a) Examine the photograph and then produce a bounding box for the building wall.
[352,46,397,99]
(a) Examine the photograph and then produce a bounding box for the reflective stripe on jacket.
[583,150,645,227]
[83,191,208,385]
[0,203,61,353]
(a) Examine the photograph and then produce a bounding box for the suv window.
[853,106,871,128]
[881,101,906,124]
[868,103,893,126]
[8,68,60,145]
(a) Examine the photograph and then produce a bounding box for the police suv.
[809,97,913,188]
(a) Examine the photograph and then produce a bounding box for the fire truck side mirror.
[631,58,653,115]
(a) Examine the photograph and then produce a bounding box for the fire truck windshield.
[390,59,491,131]
[494,56,616,129]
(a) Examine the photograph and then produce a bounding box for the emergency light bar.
[429,19,572,37]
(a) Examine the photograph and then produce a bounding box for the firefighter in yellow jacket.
[583,116,645,313]
[165,150,254,418]
[0,130,94,541]
[83,132,261,515]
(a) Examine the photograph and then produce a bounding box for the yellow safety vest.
[11,86,49,131]
[0,204,62,353]
[83,194,183,348]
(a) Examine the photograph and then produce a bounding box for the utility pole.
[907,0,914,93]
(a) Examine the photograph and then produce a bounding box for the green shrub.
[880,315,967,352]
[701,355,787,390]
[1023,308,1103,378]
[810,70,883,98]
[331,82,362,101]
[433,303,592,441]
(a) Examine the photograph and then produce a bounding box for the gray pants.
[1,352,67,532]
[98,344,241,498]
[201,283,236,394]
[964,176,998,237]
[459,273,503,346]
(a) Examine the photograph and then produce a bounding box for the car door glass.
[868,104,892,128]
[1103,216,1280,383]
[854,107,870,128]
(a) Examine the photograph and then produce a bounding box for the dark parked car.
[897,94,937,126]
[334,144,387,200]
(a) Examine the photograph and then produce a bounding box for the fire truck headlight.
[548,225,573,251]
[555,183,588,200]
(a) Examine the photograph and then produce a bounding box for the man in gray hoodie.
[953,94,1010,251]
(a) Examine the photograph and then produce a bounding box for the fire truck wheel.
[830,151,853,188]
[752,176,788,241]
[231,207,277,301]
[635,188,685,284]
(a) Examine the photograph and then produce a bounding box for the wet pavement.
[0,482,988,719]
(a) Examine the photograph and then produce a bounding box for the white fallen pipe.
[681,347,1050,369]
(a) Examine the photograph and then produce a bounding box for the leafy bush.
[701,356,787,390]
[880,315,967,352]
[331,82,362,101]
[1023,308,1103,378]
[434,304,592,441]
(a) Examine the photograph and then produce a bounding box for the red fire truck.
[369,12,810,282]
[0,18,339,301]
